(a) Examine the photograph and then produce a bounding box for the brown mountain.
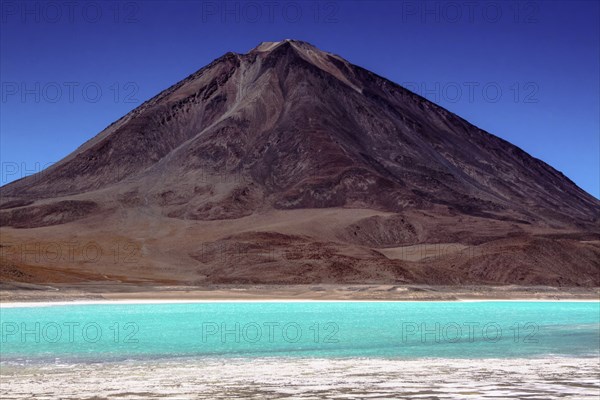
[1,40,599,286]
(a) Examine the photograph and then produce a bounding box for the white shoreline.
[2,356,599,399]
[1,298,599,308]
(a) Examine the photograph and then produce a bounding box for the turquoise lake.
[1,301,599,363]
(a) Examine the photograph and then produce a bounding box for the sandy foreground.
[1,283,598,303]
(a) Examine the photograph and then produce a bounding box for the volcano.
[1,40,599,286]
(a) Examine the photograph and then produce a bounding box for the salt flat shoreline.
[3,357,599,399]
[1,284,598,305]
[3,298,600,308]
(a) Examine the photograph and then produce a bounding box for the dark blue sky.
[1,0,598,197]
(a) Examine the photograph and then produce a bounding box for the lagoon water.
[1,301,599,399]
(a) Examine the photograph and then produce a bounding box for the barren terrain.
[1,40,598,290]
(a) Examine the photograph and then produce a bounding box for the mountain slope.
[1,40,599,286]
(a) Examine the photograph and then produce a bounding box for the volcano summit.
[1,40,599,287]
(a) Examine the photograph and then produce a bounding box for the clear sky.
[1,0,598,198]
